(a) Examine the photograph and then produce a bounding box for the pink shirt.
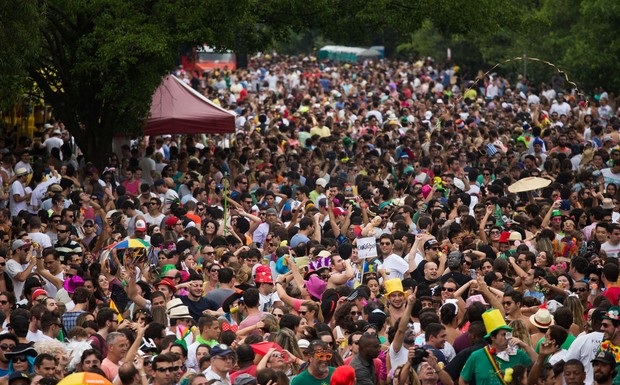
[101,358,120,381]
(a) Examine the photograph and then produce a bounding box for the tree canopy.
[0,0,618,165]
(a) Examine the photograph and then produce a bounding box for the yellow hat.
[384,278,404,297]
[482,309,512,339]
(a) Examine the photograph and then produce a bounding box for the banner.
[357,237,378,259]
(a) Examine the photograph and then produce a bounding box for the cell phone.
[506,332,513,339]
[469,269,477,279]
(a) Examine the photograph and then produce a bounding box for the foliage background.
[0,0,618,164]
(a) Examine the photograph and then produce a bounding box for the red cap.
[165,216,179,228]
[31,288,48,302]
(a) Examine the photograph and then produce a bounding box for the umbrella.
[106,238,151,249]
[508,177,552,193]
[250,341,282,356]
[58,372,112,385]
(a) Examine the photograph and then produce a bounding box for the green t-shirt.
[461,347,532,385]
[291,367,334,385]
[535,334,576,353]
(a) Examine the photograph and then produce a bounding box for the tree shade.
[145,75,235,136]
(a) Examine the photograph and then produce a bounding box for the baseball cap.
[591,351,615,366]
[424,239,439,250]
[11,240,29,251]
[210,344,234,357]
[135,219,147,232]
[316,178,327,188]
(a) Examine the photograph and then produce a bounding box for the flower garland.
[600,340,620,362]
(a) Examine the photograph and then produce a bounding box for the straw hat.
[507,177,551,193]
[529,304,555,329]
[169,305,192,320]
[166,298,184,314]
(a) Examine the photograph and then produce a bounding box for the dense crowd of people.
[0,54,619,385]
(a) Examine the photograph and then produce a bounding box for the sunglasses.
[155,366,179,373]
[350,311,362,316]
[298,311,307,315]
[0,344,14,351]
[13,356,27,363]
[441,287,456,292]
[314,352,333,360]
[572,287,588,293]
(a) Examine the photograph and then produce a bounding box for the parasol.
[58,373,112,385]
[507,177,552,193]
[106,238,151,249]
[250,341,282,356]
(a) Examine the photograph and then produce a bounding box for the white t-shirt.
[565,331,603,385]
[9,180,27,218]
[259,291,280,312]
[383,253,409,280]
[388,343,409,372]
[28,232,52,249]
[144,212,166,227]
[601,241,620,259]
[5,259,26,300]
[40,269,64,298]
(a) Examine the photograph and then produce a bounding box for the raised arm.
[392,290,417,354]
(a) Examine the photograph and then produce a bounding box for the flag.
[175,325,194,350]
[109,300,124,323]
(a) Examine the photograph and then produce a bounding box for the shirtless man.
[502,290,533,331]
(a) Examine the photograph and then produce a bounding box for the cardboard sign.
[357,236,378,259]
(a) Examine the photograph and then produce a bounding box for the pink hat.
[422,185,432,199]
[305,275,327,300]
[63,275,85,294]
[466,294,489,307]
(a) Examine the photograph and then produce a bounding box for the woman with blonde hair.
[564,295,586,335]
[508,319,532,348]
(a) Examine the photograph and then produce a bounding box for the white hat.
[166,298,184,314]
[315,178,327,188]
[298,339,310,349]
[15,168,28,177]
[169,305,192,319]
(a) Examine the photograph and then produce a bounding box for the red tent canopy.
[145,75,235,135]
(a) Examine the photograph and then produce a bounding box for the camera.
[411,347,429,366]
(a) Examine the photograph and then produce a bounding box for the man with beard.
[291,340,334,385]
[591,351,615,385]
[384,278,407,326]
[178,273,219,322]
[460,309,535,385]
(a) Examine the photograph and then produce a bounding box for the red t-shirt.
[230,365,257,384]
[604,286,620,307]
